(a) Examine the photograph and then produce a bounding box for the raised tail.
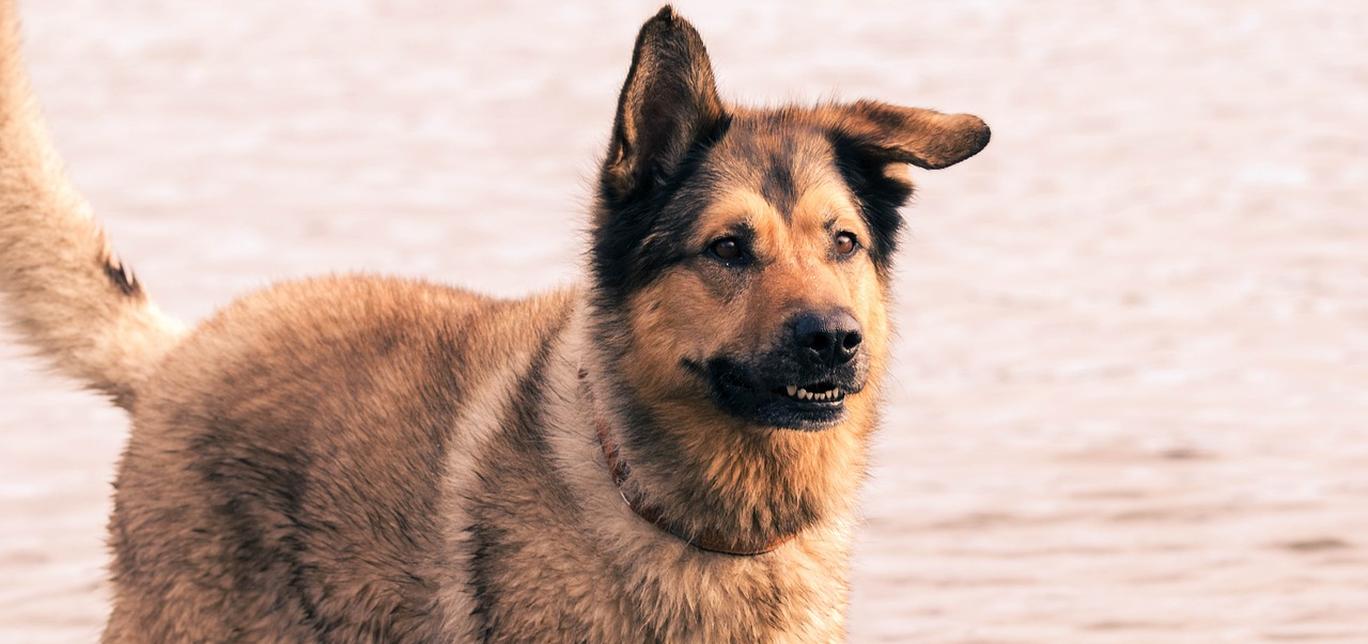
[0,1,182,410]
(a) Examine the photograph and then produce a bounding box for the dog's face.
[591,8,989,431]
[608,121,891,430]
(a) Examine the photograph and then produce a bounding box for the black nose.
[791,310,862,366]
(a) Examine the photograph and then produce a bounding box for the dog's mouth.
[687,358,862,431]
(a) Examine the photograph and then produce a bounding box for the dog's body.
[1,3,987,642]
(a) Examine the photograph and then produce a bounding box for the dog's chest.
[453,465,849,642]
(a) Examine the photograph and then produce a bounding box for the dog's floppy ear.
[600,6,726,204]
[826,101,989,271]
[831,99,990,171]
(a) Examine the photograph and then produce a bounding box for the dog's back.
[103,276,575,640]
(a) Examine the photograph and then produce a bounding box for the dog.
[0,4,988,641]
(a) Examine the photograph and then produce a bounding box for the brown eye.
[708,237,746,263]
[834,232,858,256]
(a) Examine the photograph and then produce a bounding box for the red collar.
[580,369,794,556]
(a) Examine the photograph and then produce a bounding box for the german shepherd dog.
[0,3,988,641]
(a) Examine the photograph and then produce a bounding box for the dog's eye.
[707,237,749,264]
[834,232,859,256]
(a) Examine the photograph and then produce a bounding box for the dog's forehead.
[696,118,855,227]
[711,118,832,195]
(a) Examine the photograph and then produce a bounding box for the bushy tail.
[0,0,181,410]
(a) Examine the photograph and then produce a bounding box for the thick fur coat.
[0,3,988,641]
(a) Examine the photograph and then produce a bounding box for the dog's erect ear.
[601,6,726,203]
[831,100,990,171]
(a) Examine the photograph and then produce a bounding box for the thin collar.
[578,368,794,557]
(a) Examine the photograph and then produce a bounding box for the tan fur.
[2,3,988,641]
[0,2,181,408]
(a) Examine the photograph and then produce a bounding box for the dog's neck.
[579,368,798,556]
[576,323,878,555]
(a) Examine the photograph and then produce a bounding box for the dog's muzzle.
[693,309,869,430]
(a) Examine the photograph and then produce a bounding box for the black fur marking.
[591,116,731,303]
[502,305,573,457]
[759,150,798,219]
[101,254,142,297]
[466,521,504,642]
[193,426,343,640]
[466,315,575,639]
[828,132,913,275]
[679,357,708,379]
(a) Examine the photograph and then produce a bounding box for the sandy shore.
[2,1,1365,641]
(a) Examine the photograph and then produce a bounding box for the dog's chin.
[732,388,849,431]
[692,358,863,432]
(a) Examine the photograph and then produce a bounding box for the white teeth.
[786,386,846,401]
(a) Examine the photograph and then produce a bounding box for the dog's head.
[590,7,988,432]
